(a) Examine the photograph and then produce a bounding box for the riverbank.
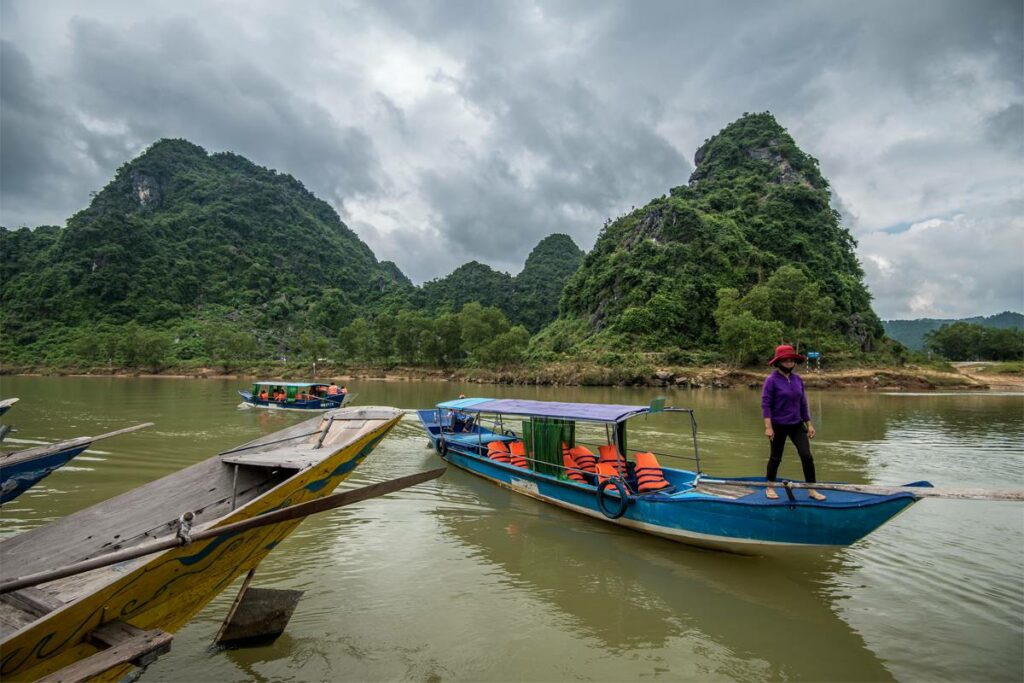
[3,360,1005,391]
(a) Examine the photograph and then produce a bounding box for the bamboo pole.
[0,423,154,461]
[695,477,1024,502]
[0,467,446,594]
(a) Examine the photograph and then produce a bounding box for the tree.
[394,310,429,364]
[460,302,510,360]
[476,325,531,365]
[298,330,329,368]
[420,313,463,366]
[202,323,257,372]
[338,318,371,362]
[371,313,398,365]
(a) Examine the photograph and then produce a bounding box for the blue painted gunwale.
[416,405,923,552]
[0,443,91,504]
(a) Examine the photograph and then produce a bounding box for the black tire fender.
[596,478,630,519]
[436,436,448,458]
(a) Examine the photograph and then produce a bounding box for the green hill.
[419,234,583,332]
[884,312,1024,350]
[540,112,882,361]
[1,138,412,365]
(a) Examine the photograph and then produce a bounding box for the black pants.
[767,422,816,483]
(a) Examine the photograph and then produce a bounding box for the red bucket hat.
[768,344,806,366]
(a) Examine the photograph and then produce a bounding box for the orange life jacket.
[598,444,627,477]
[635,452,671,492]
[562,452,587,483]
[259,391,268,400]
[327,385,340,395]
[569,446,597,473]
[509,441,528,468]
[596,462,630,492]
[487,440,511,464]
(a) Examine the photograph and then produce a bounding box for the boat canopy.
[436,398,663,423]
[252,381,332,388]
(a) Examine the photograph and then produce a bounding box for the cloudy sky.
[1,0,1020,319]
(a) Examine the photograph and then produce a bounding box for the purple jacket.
[761,370,810,425]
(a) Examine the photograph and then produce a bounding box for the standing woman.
[761,345,826,501]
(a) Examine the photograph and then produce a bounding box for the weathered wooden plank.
[37,626,172,682]
[691,483,754,499]
[215,587,303,645]
[214,569,257,644]
[0,587,64,616]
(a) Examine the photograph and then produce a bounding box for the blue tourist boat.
[238,381,354,411]
[416,398,932,553]
[0,423,152,504]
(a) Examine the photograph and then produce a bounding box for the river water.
[1,377,1021,682]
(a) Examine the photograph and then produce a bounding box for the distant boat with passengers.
[239,381,354,411]
[416,397,934,553]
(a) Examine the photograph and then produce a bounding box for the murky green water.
[1,377,1022,681]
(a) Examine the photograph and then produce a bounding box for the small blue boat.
[238,382,354,411]
[416,398,931,553]
[0,423,152,504]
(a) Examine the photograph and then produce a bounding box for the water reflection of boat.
[417,398,928,552]
[0,423,152,504]
[436,477,894,681]
[0,406,402,681]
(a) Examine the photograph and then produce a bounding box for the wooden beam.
[1,467,446,594]
[37,623,172,683]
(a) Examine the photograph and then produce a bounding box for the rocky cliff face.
[551,112,882,351]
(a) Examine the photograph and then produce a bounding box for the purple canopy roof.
[437,398,654,423]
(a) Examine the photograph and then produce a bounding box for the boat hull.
[0,413,401,682]
[0,443,91,504]
[238,390,350,411]
[418,411,919,553]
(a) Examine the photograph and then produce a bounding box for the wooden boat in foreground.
[417,398,934,553]
[0,423,153,505]
[0,405,403,681]
[238,382,353,411]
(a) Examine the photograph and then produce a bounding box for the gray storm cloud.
[0,0,1020,318]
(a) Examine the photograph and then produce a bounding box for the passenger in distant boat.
[761,345,826,501]
[259,389,269,401]
[341,385,348,395]
[327,382,340,395]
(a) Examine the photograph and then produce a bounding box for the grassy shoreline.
[3,360,1010,391]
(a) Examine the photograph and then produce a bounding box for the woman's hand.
[765,425,774,441]
[807,423,816,439]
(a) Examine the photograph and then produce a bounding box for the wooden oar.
[695,477,1024,502]
[0,467,446,594]
[0,423,154,461]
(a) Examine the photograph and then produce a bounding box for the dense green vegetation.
[418,234,584,332]
[924,322,1024,361]
[0,139,582,371]
[884,312,1024,350]
[1,139,415,367]
[543,112,883,362]
[3,114,973,376]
